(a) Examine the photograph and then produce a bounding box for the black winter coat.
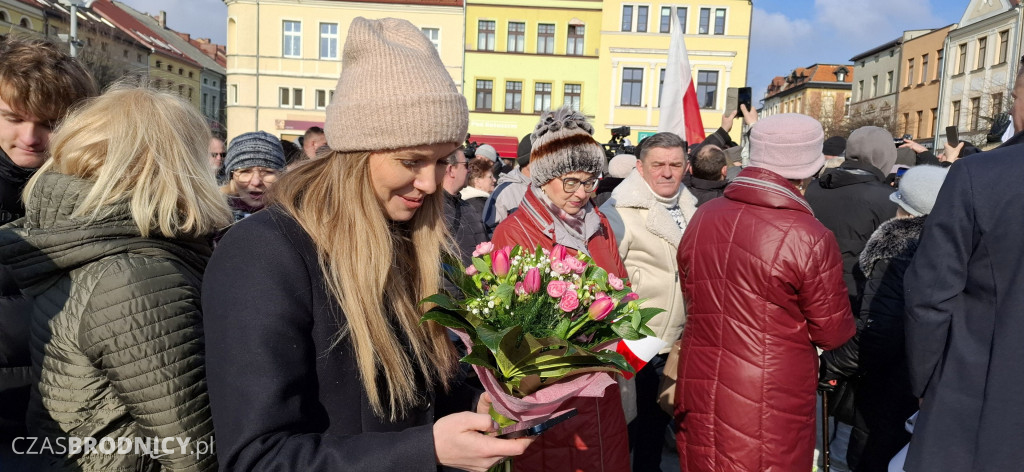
[805,159,898,306]
[820,217,924,471]
[682,173,727,207]
[903,132,1024,471]
[444,191,487,266]
[203,208,476,472]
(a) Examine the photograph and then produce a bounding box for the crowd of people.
[0,15,1023,472]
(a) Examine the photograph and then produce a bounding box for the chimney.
[159,11,166,28]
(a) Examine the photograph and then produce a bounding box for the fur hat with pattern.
[528,107,607,186]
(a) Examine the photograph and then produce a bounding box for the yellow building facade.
[224,0,465,143]
[464,0,602,147]
[0,0,45,36]
[596,0,752,144]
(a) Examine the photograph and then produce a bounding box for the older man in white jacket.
[600,131,697,471]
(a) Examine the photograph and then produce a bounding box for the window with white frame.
[636,6,649,33]
[698,8,710,34]
[621,67,643,106]
[280,87,303,108]
[476,80,493,111]
[320,23,338,60]
[315,89,334,109]
[660,7,687,33]
[421,27,440,49]
[478,20,495,51]
[505,81,522,112]
[714,8,726,35]
[508,22,525,53]
[283,20,301,58]
[621,5,634,32]
[231,84,238,104]
[696,70,718,109]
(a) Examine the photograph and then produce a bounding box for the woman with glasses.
[220,131,286,221]
[490,107,631,472]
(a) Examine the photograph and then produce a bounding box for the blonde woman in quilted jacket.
[0,85,231,471]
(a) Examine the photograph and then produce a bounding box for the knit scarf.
[531,186,600,256]
[644,180,687,231]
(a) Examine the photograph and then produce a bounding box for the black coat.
[805,159,898,305]
[903,132,1024,472]
[820,217,924,471]
[202,208,476,471]
[682,173,727,207]
[444,191,487,266]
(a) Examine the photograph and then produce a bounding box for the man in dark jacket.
[901,71,1024,471]
[441,148,485,265]
[683,143,728,206]
[0,37,96,457]
[805,126,899,307]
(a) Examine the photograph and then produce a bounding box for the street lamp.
[56,0,96,57]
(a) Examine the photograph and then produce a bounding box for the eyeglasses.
[232,167,279,184]
[210,152,226,158]
[559,176,600,193]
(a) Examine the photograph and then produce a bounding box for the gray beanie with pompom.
[528,107,607,186]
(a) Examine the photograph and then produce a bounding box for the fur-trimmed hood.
[859,216,925,275]
[606,169,698,245]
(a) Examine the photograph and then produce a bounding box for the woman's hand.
[941,142,965,163]
[476,392,493,415]
[434,412,534,472]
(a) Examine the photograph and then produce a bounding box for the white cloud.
[751,7,814,51]
[815,0,941,48]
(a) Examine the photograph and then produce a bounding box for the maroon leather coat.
[491,188,630,472]
[674,167,855,472]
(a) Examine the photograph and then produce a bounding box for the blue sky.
[120,0,971,102]
[749,0,967,100]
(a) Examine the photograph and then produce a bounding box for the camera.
[602,126,636,159]
[463,135,479,159]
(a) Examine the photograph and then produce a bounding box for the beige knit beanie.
[325,17,469,152]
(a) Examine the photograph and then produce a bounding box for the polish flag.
[616,336,669,379]
[658,11,706,145]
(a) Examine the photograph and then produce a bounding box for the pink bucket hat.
[748,113,825,179]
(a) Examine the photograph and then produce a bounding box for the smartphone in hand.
[725,88,739,115]
[946,126,959,146]
[737,87,753,113]
[495,409,578,439]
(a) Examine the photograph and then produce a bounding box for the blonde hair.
[272,152,457,421]
[23,84,232,237]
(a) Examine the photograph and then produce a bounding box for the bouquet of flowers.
[421,242,662,437]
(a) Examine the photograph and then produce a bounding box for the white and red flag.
[616,336,670,379]
[657,11,706,145]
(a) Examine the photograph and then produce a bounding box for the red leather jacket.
[674,167,855,472]
[491,188,630,472]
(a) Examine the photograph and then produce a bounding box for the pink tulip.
[523,268,541,294]
[622,292,639,303]
[547,280,569,298]
[514,282,527,296]
[608,273,625,291]
[588,296,615,321]
[492,247,511,276]
[472,241,495,257]
[550,245,568,262]
[559,290,580,312]
[465,265,478,276]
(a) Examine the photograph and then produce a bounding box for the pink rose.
[522,268,541,294]
[569,257,587,275]
[559,290,580,312]
[492,247,511,277]
[588,296,615,321]
[472,242,495,257]
[622,292,639,303]
[550,259,572,275]
[550,245,568,263]
[608,273,625,291]
[547,280,569,298]
[465,265,478,276]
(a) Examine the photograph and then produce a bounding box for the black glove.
[818,357,842,393]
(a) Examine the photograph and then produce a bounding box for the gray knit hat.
[476,144,498,162]
[225,131,286,174]
[889,165,948,216]
[529,107,606,186]
[325,17,469,152]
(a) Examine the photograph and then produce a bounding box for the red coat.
[491,188,630,472]
[674,167,855,472]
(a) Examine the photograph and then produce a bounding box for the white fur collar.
[459,186,491,200]
[608,169,698,245]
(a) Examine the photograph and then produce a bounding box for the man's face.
[0,96,51,168]
[636,146,686,198]
[208,138,226,172]
[1012,76,1024,134]
[303,133,326,158]
[448,150,469,191]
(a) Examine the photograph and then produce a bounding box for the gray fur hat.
[225,131,286,174]
[889,165,948,216]
[528,107,606,186]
